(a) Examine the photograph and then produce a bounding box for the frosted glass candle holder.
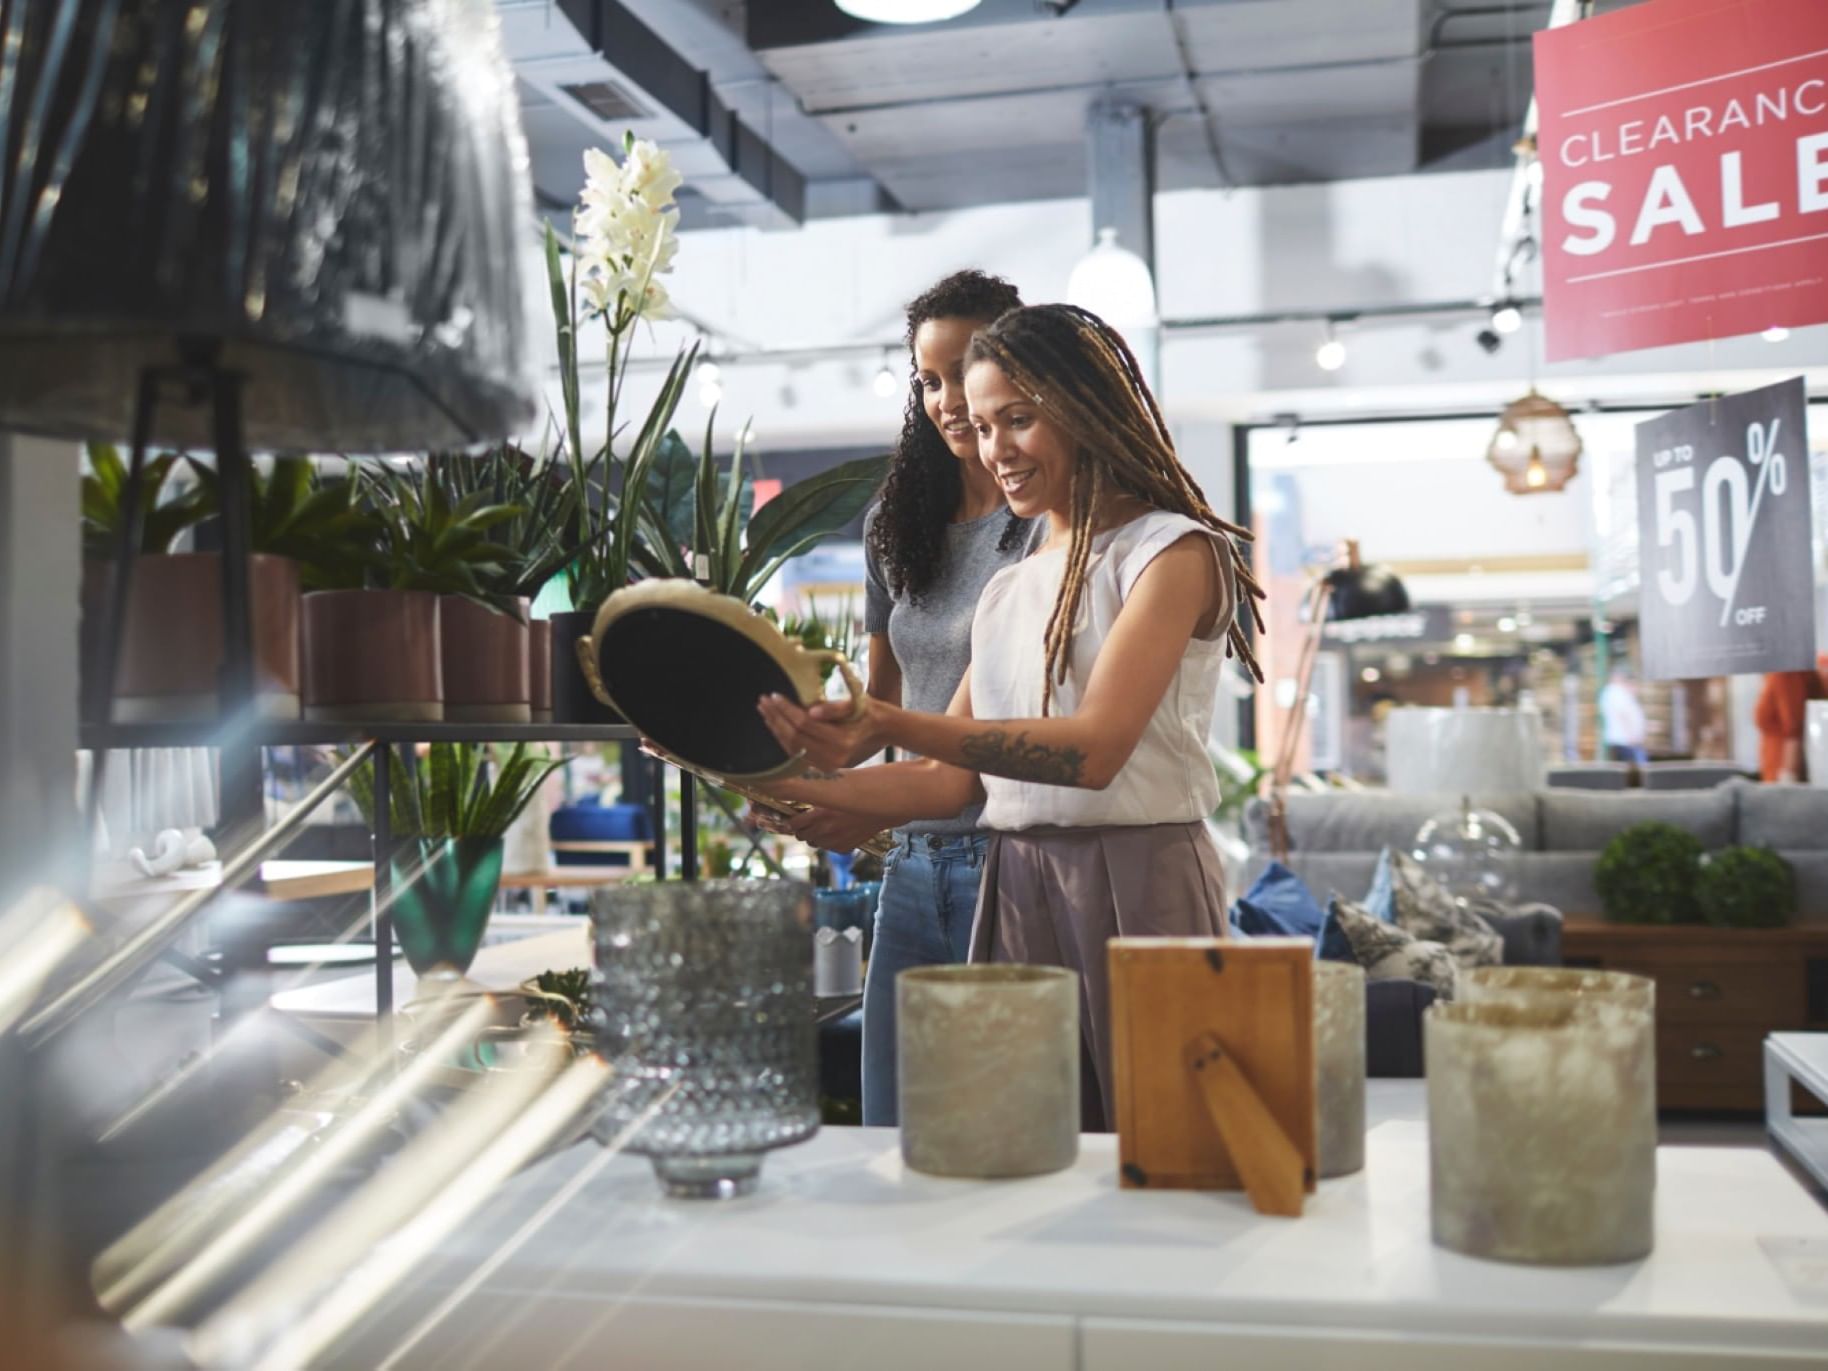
[898,965,1079,1179]
[1314,962,1367,1179]
[1461,965,1654,1014]
[1426,997,1655,1265]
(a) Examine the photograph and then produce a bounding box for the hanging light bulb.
[1067,227,1158,331]
[1525,448,1548,489]
[1315,320,1346,372]
[873,354,900,398]
[696,360,721,385]
[1763,325,1791,343]
[1491,302,1523,335]
[698,377,722,409]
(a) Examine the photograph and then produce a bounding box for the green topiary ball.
[1696,845,1795,929]
[1595,821,1704,924]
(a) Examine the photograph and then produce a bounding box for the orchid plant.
[555,134,695,610]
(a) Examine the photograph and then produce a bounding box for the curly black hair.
[866,269,1025,603]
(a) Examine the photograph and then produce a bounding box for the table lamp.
[1267,541,1408,860]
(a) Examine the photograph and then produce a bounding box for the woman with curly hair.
[755,304,1265,1129]
[779,269,1032,1127]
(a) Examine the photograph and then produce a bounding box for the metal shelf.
[79,720,640,750]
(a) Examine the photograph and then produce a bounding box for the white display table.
[332,1082,1828,1371]
[1767,1033,1828,1192]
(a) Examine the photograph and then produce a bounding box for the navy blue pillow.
[1235,862,1354,961]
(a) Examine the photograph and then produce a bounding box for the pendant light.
[1487,391,1582,495]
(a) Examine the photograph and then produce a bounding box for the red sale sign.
[1534,0,1828,360]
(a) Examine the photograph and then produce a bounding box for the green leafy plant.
[522,967,592,1031]
[1595,821,1704,924]
[344,743,571,839]
[633,418,888,605]
[423,445,587,603]
[185,456,381,590]
[1696,845,1795,929]
[346,464,525,606]
[1209,747,1266,826]
[81,443,209,559]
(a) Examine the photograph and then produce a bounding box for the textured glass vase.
[1313,962,1367,1179]
[591,879,819,1198]
[1426,996,1655,1265]
[389,837,504,981]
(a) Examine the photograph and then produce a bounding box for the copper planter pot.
[302,589,442,722]
[440,595,531,724]
[530,618,552,723]
[82,552,301,721]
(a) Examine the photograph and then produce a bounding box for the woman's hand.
[756,693,885,772]
[786,806,884,854]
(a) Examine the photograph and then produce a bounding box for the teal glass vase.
[389,837,505,979]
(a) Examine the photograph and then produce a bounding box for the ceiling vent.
[559,79,650,123]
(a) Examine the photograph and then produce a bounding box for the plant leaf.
[734,454,889,600]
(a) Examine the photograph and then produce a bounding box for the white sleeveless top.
[970,510,1236,831]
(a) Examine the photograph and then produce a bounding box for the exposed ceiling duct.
[499,0,819,230]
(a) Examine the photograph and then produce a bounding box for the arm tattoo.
[959,729,1085,786]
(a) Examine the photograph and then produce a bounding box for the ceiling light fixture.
[1491,301,1523,335]
[834,0,982,23]
[1486,390,1582,495]
[873,351,900,398]
[1067,226,1158,332]
[1315,320,1346,372]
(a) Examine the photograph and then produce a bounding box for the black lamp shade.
[0,0,537,452]
[1325,561,1409,621]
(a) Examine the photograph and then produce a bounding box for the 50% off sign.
[1635,377,1817,681]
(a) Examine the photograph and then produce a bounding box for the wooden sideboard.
[1561,921,1828,1111]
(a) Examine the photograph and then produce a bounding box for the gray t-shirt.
[864,504,1036,834]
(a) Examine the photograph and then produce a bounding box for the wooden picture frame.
[1108,937,1316,1215]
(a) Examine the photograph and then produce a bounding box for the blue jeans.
[861,832,986,1126]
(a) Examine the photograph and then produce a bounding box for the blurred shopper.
[759,270,1032,1127]
[754,304,1264,1129]
[1599,662,1649,766]
[1756,661,1826,783]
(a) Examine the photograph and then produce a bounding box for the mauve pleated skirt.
[967,820,1229,1130]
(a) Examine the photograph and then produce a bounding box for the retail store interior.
[2,0,1827,1367]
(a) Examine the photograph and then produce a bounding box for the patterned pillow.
[1331,897,1460,1001]
[1385,850,1503,969]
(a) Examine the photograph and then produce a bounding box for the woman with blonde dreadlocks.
[755,303,1265,1128]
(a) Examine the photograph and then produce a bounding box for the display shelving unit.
[77,715,700,1027]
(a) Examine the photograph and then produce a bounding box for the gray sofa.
[1242,781,1828,923]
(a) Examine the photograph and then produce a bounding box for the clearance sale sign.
[1534,0,1828,361]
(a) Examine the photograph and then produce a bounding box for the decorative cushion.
[1331,897,1460,1001]
[1384,849,1504,969]
[1234,861,1355,961]
[1538,788,1735,850]
[1364,846,1396,921]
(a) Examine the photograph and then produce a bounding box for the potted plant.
[1697,846,1795,929]
[346,742,571,982]
[82,447,327,722]
[296,461,518,723]
[1595,821,1704,924]
[427,446,583,723]
[635,421,889,609]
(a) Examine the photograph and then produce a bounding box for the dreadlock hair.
[866,269,1026,603]
[964,303,1267,714]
